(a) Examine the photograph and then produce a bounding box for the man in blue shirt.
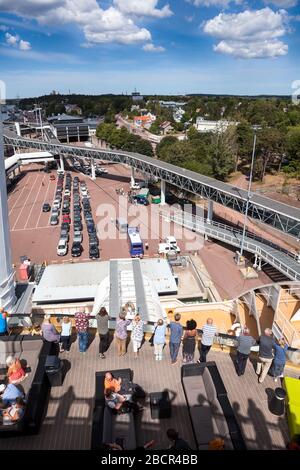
[0,307,8,336]
[168,314,183,365]
[0,383,24,406]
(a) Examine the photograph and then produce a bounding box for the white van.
[116,218,128,233]
[158,243,180,255]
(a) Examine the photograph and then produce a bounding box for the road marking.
[11,225,56,232]
[35,175,53,228]
[24,174,46,229]
[11,173,40,231]
[8,175,32,216]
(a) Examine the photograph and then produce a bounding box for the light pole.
[240,126,259,258]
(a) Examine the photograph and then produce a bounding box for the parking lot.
[8,162,203,270]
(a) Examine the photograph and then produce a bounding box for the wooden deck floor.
[0,336,296,450]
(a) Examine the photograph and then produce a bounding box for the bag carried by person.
[149,327,157,346]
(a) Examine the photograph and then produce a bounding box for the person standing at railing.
[235,327,257,376]
[270,338,288,382]
[198,318,218,363]
[0,307,8,336]
[256,328,276,383]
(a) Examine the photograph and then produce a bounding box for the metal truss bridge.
[4,130,300,239]
[160,210,300,281]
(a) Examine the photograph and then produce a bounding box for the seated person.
[0,383,24,406]
[105,388,143,414]
[104,372,122,393]
[6,356,27,384]
[1,397,26,426]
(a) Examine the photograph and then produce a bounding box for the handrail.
[161,210,300,281]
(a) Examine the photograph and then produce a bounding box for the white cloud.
[0,0,161,45]
[113,0,173,18]
[19,39,31,50]
[263,1,297,7]
[5,32,19,46]
[5,32,31,50]
[185,15,195,22]
[0,24,9,31]
[186,0,242,7]
[203,8,289,58]
[143,42,165,52]
[214,39,288,58]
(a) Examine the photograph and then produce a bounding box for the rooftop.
[0,337,296,450]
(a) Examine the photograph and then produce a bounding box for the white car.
[165,236,178,247]
[158,243,180,255]
[130,183,140,190]
[64,189,71,196]
[99,167,108,174]
[57,239,68,256]
[81,188,88,197]
[53,200,61,209]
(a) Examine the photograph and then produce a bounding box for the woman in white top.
[60,316,72,352]
[131,314,145,359]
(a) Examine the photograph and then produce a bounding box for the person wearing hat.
[0,307,8,336]
[0,383,24,406]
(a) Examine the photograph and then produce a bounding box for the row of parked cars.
[56,174,100,259]
[73,159,108,176]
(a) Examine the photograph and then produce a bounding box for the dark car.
[74,221,83,231]
[89,245,99,259]
[87,223,96,234]
[42,203,51,212]
[61,222,70,232]
[71,242,82,257]
[62,207,70,215]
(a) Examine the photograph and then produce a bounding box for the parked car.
[89,245,99,259]
[62,215,71,224]
[50,174,56,181]
[71,242,82,257]
[74,222,83,231]
[57,239,68,256]
[62,207,70,214]
[60,228,70,243]
[87,223,96,234]
[42,203,51,212]
[158,243,180,255]
[50,214,58,225]
[61,222,70,232]
[89,233,99,244]
[53,200,60,209]
[73,230,82,243]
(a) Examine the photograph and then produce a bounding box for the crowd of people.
[0,303,294,447]
[33,307,290,384]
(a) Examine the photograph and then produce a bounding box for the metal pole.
[39,108,44,140]
[240,131,257,257]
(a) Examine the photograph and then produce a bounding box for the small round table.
[269,387,286,416]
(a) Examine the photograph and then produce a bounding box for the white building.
[195,117,237,133]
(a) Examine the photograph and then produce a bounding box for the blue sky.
[0,0,299,98]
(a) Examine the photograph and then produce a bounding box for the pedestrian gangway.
[160,210,300,282]
[4,128,300,239]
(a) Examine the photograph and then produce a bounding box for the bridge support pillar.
[0,124,16,311]
[60,156,64,172]
[253,254,258,269]
[130,167,135,187]
[91,158,96,180]
[206,199,213,224]
[257,256,262,271]
[160,179,166,205]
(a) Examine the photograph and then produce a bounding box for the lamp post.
[240,126,259,258]
[34,104,43,140]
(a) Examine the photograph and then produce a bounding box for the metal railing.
[160,210,300,281]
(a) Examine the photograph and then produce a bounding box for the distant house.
[160,121,174,135]
[131,104,140,112]
[173,108,185,123]
[195,117,237,133]
[159,101,186,109]
[134,113,156,128]
[65,104,82,115]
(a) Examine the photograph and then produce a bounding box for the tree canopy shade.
[96,123,153,157]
